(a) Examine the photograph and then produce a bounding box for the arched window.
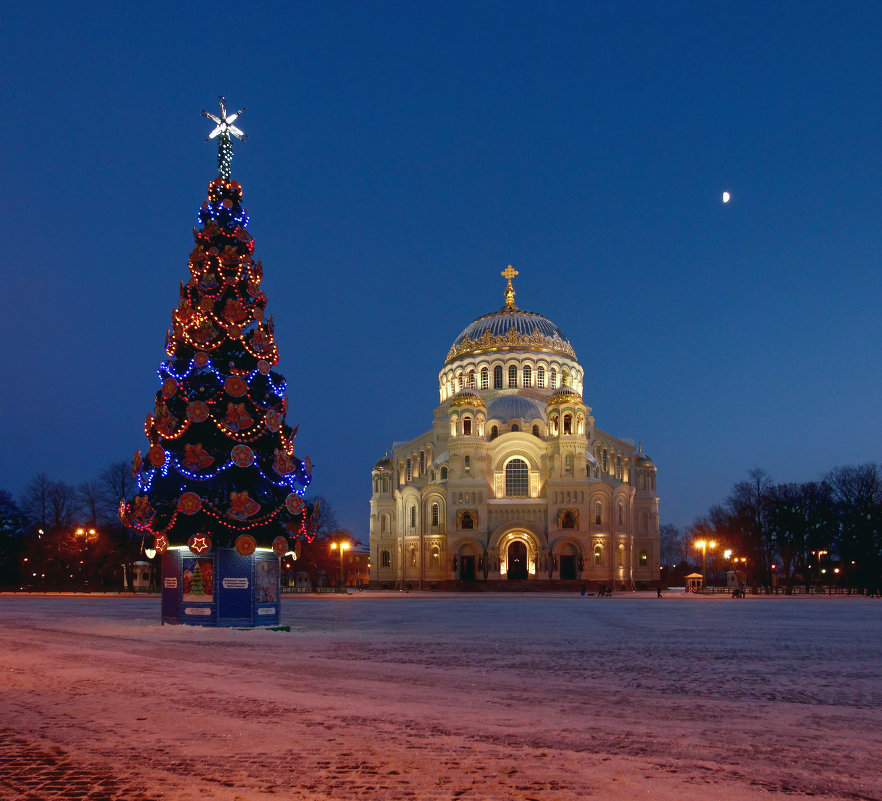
[616,456,622,480]
[594,545,603,566]
[562,511,576,529]
[618,502,624,526]
[639,549,648,566]
[381,550,391,568]
[431,545,440,567]
[410,505,416,529]
[464,455,471,473]
[480,367,489,389]
[549,368,557,389]
[467,370,475,389]
[508,365,517,387]
[594,502,602,525]
[523,365,532,387]
[563,414,572,435]
[456,373,462,391]
[550,415,559,436]
[463,416,472,436]
[617,544,624,567]
[537,366,545,388]
[431,503,439,526]
[532,424,540,437]
[564,453,574,474]
[490,425,499,440]
[410,547,417,566]
[461,511,474,529]
[511,424,519,432]
[505,458,529,497]
[602,449,608,472]
[419,451,425,475]
[430,468,436,482]
[406,459,412,481]
[441,466,448,481]
[373,478,378,493]
[493,365,503,389]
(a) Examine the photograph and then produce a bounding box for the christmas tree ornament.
[182,442,214,471]
[186,400,209,422]
[285,493,305,514]
[131,450,143,478]
[228,491,260,520]
[154,533,169,554]
[272,536,288,557]
[147,445,166,468]
[231,444,254,467]
[177,492,202,515]
[225,376,247,397]
[257,360,270,375]
[265,409,281,432]
[188,534,212,555]
[235,534,257,556]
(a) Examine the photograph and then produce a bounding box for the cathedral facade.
[369,268,660,589]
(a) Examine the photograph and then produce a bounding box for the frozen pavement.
[0,592,880,800]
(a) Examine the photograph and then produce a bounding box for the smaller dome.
[636,454,655,468]
[449,388,485,408]
[547,385,583,406]
[486,395,547,423]
[374,455,393,470]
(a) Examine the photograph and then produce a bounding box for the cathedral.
[369,268,660,590]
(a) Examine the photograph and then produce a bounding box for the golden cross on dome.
[501,265,519,309]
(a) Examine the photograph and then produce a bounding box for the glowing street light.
[694,539,717,591]
[330,541,351,589]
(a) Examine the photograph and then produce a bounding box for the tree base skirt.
[161,547,281,627]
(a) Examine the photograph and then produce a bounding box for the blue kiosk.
[161,546,281,627]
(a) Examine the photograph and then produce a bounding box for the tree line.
[0,466,360,591]
[661,464,882,593]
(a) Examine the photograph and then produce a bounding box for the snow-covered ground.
[1,592,880,800]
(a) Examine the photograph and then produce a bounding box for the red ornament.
[147,445,166,467]
[285,493,305,514]
[228,491,260,520]
[188,534,212,555]
[161,378,178,399]
[272,536,288,557]
[225,376,248,397]
[154,533,169,554]
[131,450,143,478]
[187,401,209,422]
[177,492,202,515]
[235,534,257,556]
[265,409,281,432]
[231,444,254,467]
[257,360,270,375]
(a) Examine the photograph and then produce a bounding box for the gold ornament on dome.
[449,390,485,408]
[445,325,576,365]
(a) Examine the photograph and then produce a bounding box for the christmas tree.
[190,563,204,595]
[124,98,311,559]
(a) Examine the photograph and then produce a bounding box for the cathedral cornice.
[445,326,577,366]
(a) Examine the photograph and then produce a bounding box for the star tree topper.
[202,96,247,180]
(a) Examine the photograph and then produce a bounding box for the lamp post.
[330,541,350,590]
[694,539,716,592]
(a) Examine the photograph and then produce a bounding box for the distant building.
[370,268,660,589]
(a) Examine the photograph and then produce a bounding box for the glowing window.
[639,549,648,566]
[431,546,440,566]
[505,459,529,497]
[523,365,532,387]
[464,455,471,473]
[480,368,489,389]
[381,551,391,568]
[508,365,517,388]
[563,414,572,435]
[410,547,417,566]
[419,451,425,474]
[431,503,439,526]
[406,459,412,481]
[463,417,472,436]
[549,368,557,389]
[410,506,416,529]
[595,502,602,525]
[594,545,603,566]
[467,370,475,389]
[565,454,573,474]
[537,366,545,388]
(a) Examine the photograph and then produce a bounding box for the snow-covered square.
[1,593,880,800]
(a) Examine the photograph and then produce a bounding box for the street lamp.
[330,541,351,589]
[694,539,717,591]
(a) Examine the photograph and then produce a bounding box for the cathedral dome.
[445,307,576,365]
[374,455,393,470]
[449,388,485,408]
[486,395,547,424]
[547,385,583,406]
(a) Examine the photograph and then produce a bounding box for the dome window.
[532,424,540,437]
[463,416,472,436]
[505,458,529,497]
[441,466,448,481]
[467,370,476,389]
[464,455,471,473]
[490,425,499,440]
[511,424,519,433]
[508,365,517,388]
[537,366,545,388]
[493,366,503,389]
[549,368,557,389]
[419,451,425,474]
[523,365,532,387]
[480,367,489,389]
[431,503,439,526]
[563,414,572,435]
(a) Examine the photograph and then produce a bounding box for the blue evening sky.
[2,1,881,538]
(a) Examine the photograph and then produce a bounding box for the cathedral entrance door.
[559,555,577,580]
[460,555,476,581]
[507,541,528,580]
